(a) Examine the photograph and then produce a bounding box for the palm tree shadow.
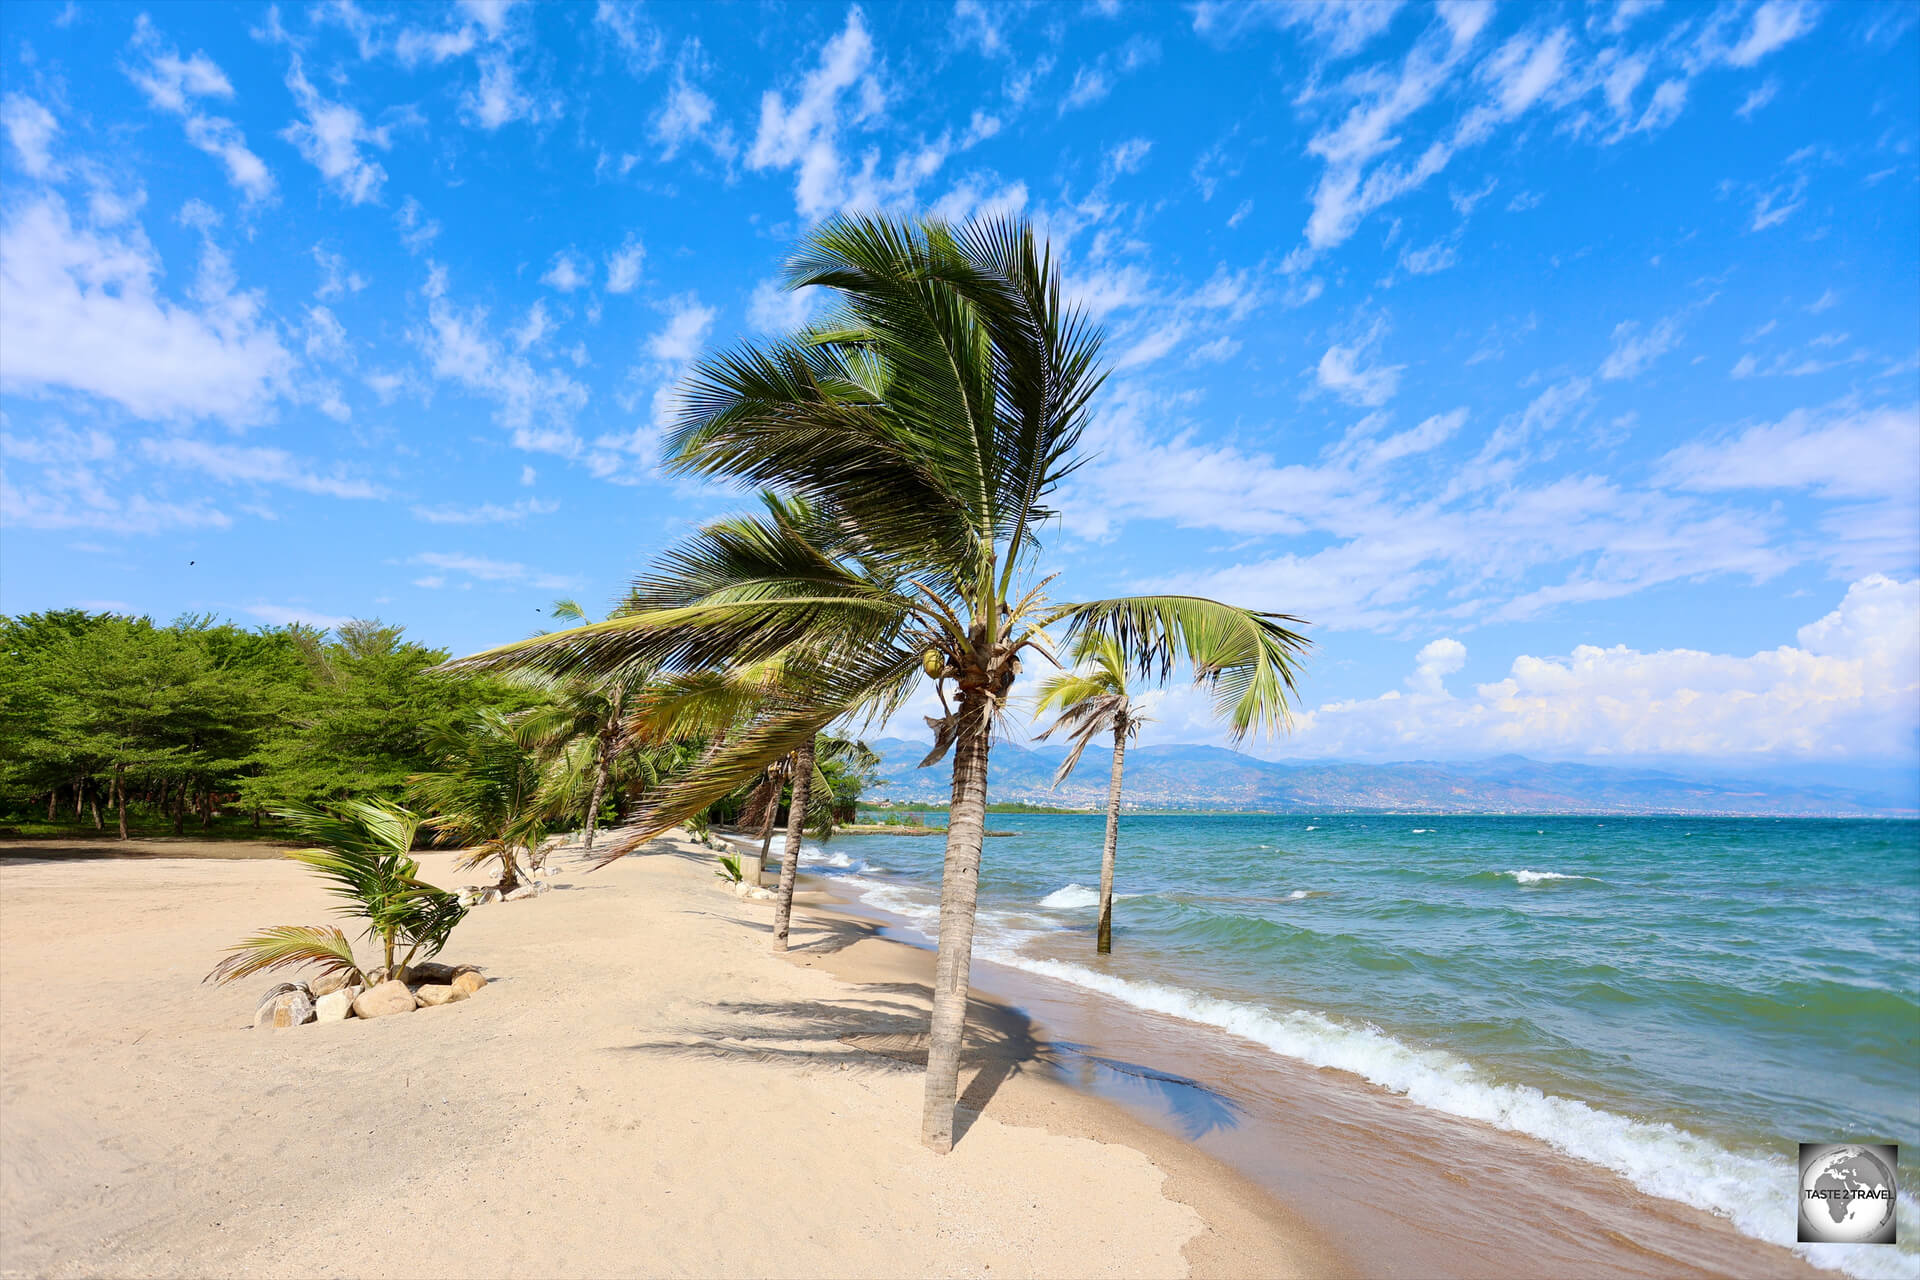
[609,977,1243,1144]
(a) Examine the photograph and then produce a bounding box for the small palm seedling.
[205,798,468,987]
[714,850,745,883]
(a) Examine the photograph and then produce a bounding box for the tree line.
[0,608,878,848]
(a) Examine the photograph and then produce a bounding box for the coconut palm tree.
[440,214,1309,1152]
[1034,633,1148,956]
[206,797,466,987]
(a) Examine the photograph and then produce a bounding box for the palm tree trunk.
[747,777,778,887]
[114,766,128,840]
[921,688,992,1153]
[1098,727,1125,955]
[772,740,814,951]
[584,735,611,853]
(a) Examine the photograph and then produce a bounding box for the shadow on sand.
[611,908,1243,1145]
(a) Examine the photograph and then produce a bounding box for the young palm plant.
[439,214,1309,1152]
[1034,633,1148,956]
[407,708,555,892]
[206,798,466,987]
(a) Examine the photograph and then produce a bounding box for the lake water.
[807,812,1920,1278]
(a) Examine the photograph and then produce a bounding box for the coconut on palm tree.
[440,214,1309,1152]
[1034,633,1148,955]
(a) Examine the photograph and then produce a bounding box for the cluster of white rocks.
[457,865,563,907]
[252,961,489,1028]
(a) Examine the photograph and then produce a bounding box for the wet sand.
[804,881,1827,1280]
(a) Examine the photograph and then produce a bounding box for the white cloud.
[593,294,716,478]
[1106,137,1151,175]
[2,423,228,533]
[595,0,663,72]
[3,93,60,177]
[605,236,645,293]
[1599,314,1683,380]
[928,174,1028,222]
[1398,240,1456,275]
[1315,317,1403,407]
[0,196,293,425]
[413,272,589,454]
[646,295,716,363]
[125,17,274,203]
[748,276,819,333]
[1736,78,1779,119]
[747,8,907,218]
[1277,576,1918,763]
[312,245,369,298]
[1725,0,1818,67]
[651,46,736,163]
[411,497,559,523]
[139,437,383,499]
[1194,0,1403,55]
[1656,403,1919,504]
[1060,35,1158,115]
[509,299,552,352]
[541,252,590,292]
[411,551,576,590]
[1406,636,1466,695]
[281,56,389,205]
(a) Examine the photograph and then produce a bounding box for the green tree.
[442,215,1309,1151]
[1034,633,1148,955]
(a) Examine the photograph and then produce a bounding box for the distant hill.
[861,740,1918,818]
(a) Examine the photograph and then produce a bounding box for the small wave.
[1040,884,1101,910]
[1412,828,1432,834]
[978,951,1920,1280]
[1501,869,1602,886]
[1304,825,1320,831]
[1286,889,1310,900]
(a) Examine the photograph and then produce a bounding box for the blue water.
[813,813,1920,1277]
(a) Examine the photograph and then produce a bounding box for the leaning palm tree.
[206,798,466,987]
[407,709,554,892]
[520,599,647,852]
[1034,633,1148,956]
[439,214,1309,1152]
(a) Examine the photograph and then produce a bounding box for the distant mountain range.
[861,739,1918,817]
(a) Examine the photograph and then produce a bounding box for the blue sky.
[2,0,1916,769]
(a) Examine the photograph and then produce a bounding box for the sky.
[1,0,1916,773]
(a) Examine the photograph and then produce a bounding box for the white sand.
[0,833,1325,1279]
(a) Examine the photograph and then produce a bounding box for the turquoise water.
[817,813,1920,1277]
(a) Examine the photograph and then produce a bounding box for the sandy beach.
[0,832,1338,1279]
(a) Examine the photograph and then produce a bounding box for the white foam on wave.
[1412,828,1432,834]
[1502,868,1601,886]
[1287,889,1310,900]
[1305,825,1320,831]
[830,871,1917,1279]
[978,950,1919,1280]
[1040,884,1102,910]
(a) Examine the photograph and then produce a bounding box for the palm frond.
[1049,596,1310,741]
[205,924,362,986]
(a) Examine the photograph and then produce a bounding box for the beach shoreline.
[0,829,1336,1279]
[793,872,1829,1280]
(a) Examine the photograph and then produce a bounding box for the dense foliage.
[0,610,537,835]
